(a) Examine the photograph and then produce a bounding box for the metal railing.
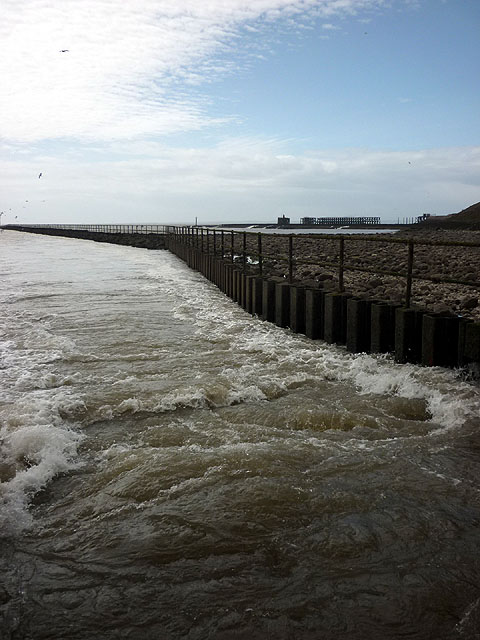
[4,223,479,309]
[3,223,169,234]
[167,226,480,308]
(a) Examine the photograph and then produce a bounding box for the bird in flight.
[59,49,69,52]
[38,172,42,178]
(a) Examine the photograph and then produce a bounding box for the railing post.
[288,235,293,283]
[258,232,263,276]
[243,231,247,272]
[221,230,224,259]
[206,228,209,254]
[213,229,217,256]
[231,230,234,263]
[405,240,414,307]
[338,237,345,292]
[201,228,204,253]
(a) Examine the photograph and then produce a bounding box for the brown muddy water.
[1,231,479,640]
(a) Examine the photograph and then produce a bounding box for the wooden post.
[258,233,263,276]
[243,231,247,272]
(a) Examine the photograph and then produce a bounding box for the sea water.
[1,230,479,639]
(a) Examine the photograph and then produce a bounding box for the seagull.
[59,49,69,53]
[38,172,42,178]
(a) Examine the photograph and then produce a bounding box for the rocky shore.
[239,229,480,321]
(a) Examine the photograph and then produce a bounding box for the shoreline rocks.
[242,229,480,321]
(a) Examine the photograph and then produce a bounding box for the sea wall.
[165,234,480,372]
[4,224,479,370]
[4,225,166,249]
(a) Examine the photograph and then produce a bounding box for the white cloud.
[3,1,474,227]
[2,141,479,223]
[1,0,386,143]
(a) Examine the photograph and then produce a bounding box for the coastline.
[3,224,479,321]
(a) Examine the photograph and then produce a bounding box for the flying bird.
[59,49,69,52]
[38,172,42,178]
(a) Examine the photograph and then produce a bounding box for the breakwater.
[165,231,479,371]
[4,223,167,249]
[3,223,480,370]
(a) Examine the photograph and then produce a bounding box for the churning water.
[1,231,479,640]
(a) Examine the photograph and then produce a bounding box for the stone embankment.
[4,225,166,249]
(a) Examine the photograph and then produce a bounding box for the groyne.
[164,231,479,372]
[3,224,167,249]
[3,224,479,371]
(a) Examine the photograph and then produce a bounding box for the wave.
[1,241,479,540]
[0,395,85,535]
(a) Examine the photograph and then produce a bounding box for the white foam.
[148,254,480,433]
[0,305,86,535]
[0,422,84,535]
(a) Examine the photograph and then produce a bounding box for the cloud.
[1,0,387,143]
[2,141,479,223]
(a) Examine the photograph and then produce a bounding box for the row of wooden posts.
[166,230,480,370]
[167,226,479,310]
[5,224,480,369]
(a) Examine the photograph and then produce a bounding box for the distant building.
[416,214,431,223]
[277,215,290,226]
[300,216,380,226]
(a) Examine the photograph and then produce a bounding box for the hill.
[419,202,480,229]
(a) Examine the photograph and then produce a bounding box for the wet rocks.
[461,297,478,310]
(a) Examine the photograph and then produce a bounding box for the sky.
[1,0,479,226]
